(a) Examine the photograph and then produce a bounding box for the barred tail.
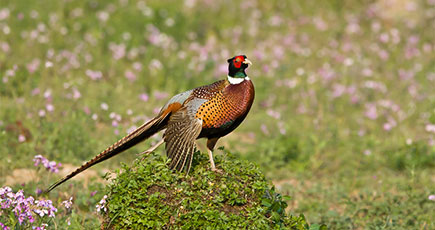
[45,113,170,193]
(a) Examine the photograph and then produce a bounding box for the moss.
[102,152,321,229]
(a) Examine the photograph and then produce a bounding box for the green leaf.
[309,223,328,230]
[102,152,313,229]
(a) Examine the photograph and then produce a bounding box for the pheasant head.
[227,55,252,78]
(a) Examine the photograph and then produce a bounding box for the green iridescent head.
[227,55,252,78]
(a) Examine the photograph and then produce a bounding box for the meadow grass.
[0,0,434,229]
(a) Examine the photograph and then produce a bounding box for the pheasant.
[46,55,254,192]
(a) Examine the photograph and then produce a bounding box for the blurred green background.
[0,0,434,229]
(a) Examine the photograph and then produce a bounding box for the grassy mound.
[102,152,321,229]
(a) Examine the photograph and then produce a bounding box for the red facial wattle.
[233,56,245,68]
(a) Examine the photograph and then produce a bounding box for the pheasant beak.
[243,59,252,66]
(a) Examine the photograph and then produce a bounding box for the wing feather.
[185,146,195,173]
[164,107,202,172]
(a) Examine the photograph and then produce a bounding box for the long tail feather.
[45,113,170,193]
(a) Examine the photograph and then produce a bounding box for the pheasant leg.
[206,137,222,172]
[207,149,216,170]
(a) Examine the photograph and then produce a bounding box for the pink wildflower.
[139,93,149,102]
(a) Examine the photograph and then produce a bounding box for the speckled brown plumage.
[46,55,254,192]
[195,79,254,130]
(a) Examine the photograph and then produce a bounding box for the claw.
[211,167,223,174]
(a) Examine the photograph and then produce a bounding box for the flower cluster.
[0,187,35,225]
[34,200,57,218]
[0,187,57,229]
[0,222,9,230]
[33,155,62,173]
[32,223,48,230]
[96,195,108,213]
[61,197,73,209]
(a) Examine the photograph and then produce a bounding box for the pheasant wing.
[163,107,202,173]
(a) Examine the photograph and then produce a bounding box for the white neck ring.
[227,75,250,84]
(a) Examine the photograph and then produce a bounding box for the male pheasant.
[46,55,254,192]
